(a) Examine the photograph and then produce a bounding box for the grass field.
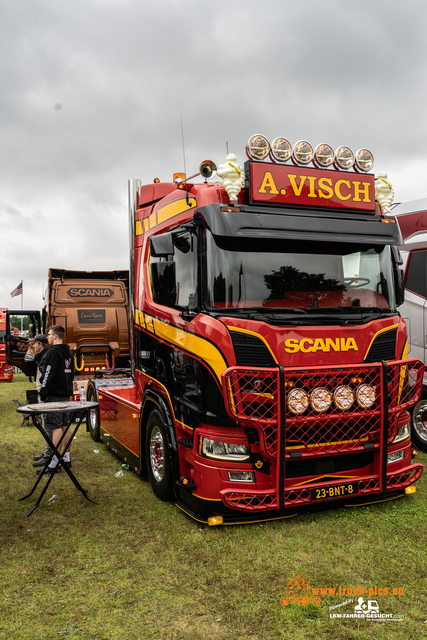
[0,374,426,640]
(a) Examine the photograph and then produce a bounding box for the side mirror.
[150,261,177,306]
[395,267,405,307]
[150,233,174,257]
[391,246,405,307]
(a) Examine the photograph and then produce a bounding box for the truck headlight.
[333,385,354,411]
[355,384,376,409]
[393,419,410,444]
[310,387,332,413]
[202,438,250,461]
[287,388,309,415]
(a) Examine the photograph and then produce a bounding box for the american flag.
[10,282,23,297]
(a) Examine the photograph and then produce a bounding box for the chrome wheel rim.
[149,425,165,482]
[89,407,97,432]
[413,400,427,443]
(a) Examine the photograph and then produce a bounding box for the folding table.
[16,401,99,517]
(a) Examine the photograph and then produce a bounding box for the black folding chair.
[11,399,43,428]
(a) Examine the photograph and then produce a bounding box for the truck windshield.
[203,231,396,313]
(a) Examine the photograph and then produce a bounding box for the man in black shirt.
[38,325,74,475]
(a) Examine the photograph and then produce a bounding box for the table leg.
[19,408,98,515]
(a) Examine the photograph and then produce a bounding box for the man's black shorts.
[44,396,71,430]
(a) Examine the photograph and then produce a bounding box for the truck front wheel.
[145,409,174,501]
[87,384,100,442]
[411,388,427,452]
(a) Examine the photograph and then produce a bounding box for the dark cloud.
[1,0,427,307]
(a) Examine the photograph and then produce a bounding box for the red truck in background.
[393,200,427,451]
[81,134,423,525]
[0,309,14,382]
[5,270,130,397]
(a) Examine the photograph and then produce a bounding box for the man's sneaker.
[36,466,61,476]
[33,453,45,461]
[61,460,72,469]
[33,456,51,468]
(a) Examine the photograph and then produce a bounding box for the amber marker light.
[247,134,270,160]
[405,486,416,494]
[208,516,224,526]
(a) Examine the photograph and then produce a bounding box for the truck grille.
[285,452,374,479]
[222,360,423,458]
[365,328,397,362]
[230,331,276,367]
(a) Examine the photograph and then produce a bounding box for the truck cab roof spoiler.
[195,203,402,246]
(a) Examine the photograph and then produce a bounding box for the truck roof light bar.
[246,134,374,173]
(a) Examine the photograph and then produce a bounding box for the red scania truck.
[0,309,14,382]
[82,135,424,525]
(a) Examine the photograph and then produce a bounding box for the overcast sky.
[1,0,427,310]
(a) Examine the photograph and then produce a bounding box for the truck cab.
[393,198,427,450]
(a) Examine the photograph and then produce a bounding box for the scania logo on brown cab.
[284,337,358,353]
[66,288,114,298]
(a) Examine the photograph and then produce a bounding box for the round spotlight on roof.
[246,134,270,161]
[270,137,292,163]
[292,140,314,166]
[335,146,354,171]
[314,143,335,168]
[355,148,374,173]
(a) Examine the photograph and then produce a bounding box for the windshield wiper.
[235,307,308,315]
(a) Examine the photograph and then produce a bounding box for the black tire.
[411,387,427,452]
[145,409,174,501]
[87,384,100,442]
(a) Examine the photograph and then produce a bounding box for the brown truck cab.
[6,269,130,398]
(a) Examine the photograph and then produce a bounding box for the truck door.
[6,310,42,376]
[403,250,427,362]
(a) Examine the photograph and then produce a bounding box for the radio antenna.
[226,141,229,155]
[180,112,187,178]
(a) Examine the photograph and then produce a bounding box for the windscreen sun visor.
[194,204,402,246]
